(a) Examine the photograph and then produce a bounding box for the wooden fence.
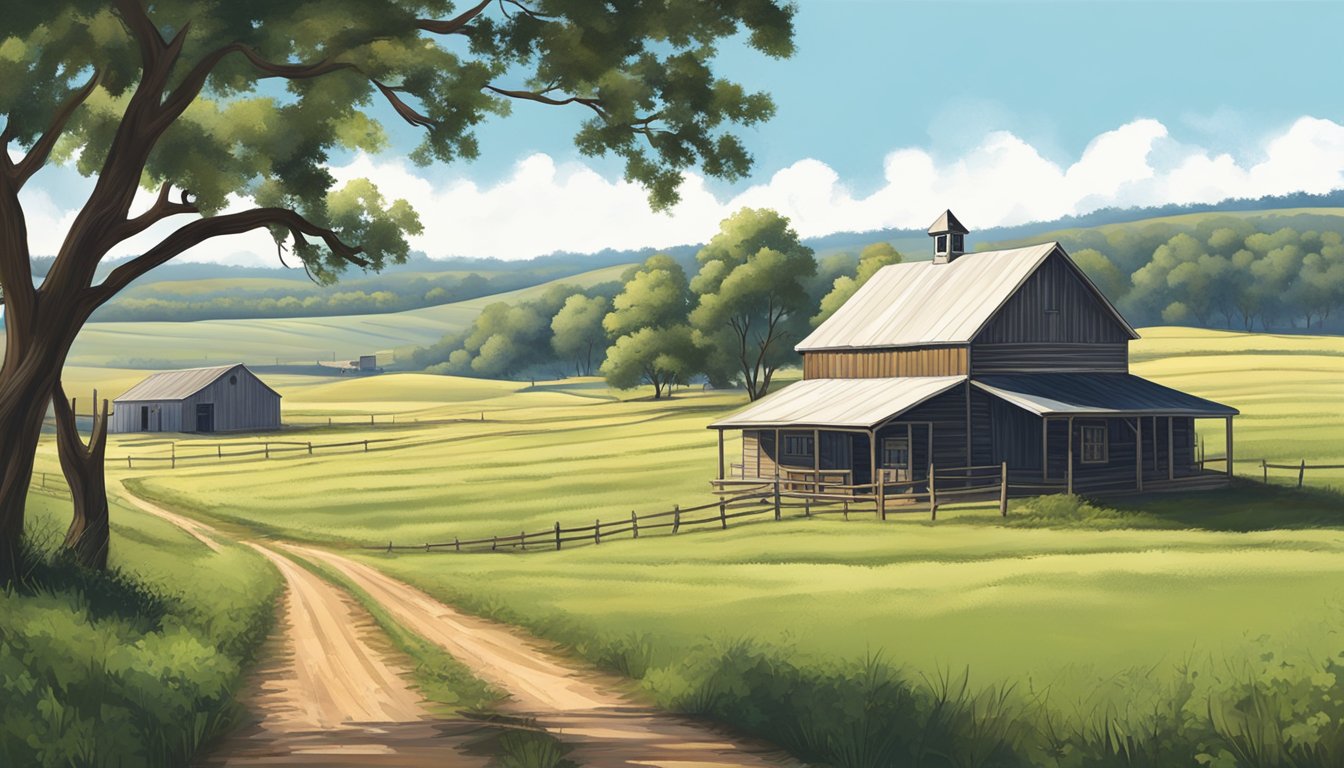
[122,437,399,469]
[374,462,1012,555]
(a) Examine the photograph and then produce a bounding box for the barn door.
[881,429,911,484]
[195,403,215,433]
[140,406,149,431]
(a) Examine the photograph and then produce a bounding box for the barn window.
[882,437,910,468]
[229,375,238,385]
[1080,424,1108,464]
[935,234,948,253]
[951,233,964,252]
[783,435,813,457]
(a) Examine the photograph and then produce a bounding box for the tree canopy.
[0,0,797,578]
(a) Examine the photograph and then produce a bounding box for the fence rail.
[120,437,400,469]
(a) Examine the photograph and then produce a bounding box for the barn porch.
[708,373,1238,508]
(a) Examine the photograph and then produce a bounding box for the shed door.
[195,403,215,433]
[140,406,149,431]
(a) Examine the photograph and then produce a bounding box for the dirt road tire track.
[122,488,799,767]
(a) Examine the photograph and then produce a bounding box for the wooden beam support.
[1167,417,1174,481]
[1066,416,1074,495]
[717,428,725,480]
[1225,416,1234,479]
[869,429,879,517]
[1042,417,1049,482]
[1135,416,1143,493]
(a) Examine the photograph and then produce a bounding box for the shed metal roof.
[796,242,1138,352]
[114,364,275,402]
[709,376,966,429]
[973,374,1238,417]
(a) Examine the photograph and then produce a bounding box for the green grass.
[27,263,630,369]
[40,326,1344,766]
[1,492,282,768]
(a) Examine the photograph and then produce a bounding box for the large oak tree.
[0,0,794,578]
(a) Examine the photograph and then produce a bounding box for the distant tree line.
[1003,214,1344,331]
[417,208,1344,398]
[408,208,906,400]
[89,270,561,322]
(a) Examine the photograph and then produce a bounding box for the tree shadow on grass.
[1099,480,1344,532]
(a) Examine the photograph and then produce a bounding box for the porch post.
[774,428,782,480]
[1135,416,1143,493]
[1041,417,1049,482]
[869,428,878,508]
[717,428,725,480]
[1066,416,1074,494]
[1225,416,1234,479]
[1167,417,1174,481]
[813,428,821,494]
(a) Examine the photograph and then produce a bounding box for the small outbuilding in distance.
[110,363,281,434]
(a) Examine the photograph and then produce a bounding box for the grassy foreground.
[41,327,1344,766]
[0,492,281,768]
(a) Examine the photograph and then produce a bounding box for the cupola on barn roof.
[927,209,969,235]
[928,209,969,263]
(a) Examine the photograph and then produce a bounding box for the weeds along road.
[121,485,800,768]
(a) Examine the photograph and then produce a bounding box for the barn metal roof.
[114,364,274,402]
[709,376,966,429]
[796,242,1138,352]
[973,374,1238,417]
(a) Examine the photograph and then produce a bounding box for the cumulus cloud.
[20,115,1344,264]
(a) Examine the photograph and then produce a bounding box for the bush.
[0,523,281,768]
[1002,495,1172,530]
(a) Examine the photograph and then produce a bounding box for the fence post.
[425,542,430,553]
[929,463,937,521]
[721,498,729,529]
[370,414,375,426]
[520,531,526,551]
[127,456,132,469]
[1262,459,1268,483]
[264,443,270,460]
[307,442,313,456]
[387,540,392,553]
[491,536,497,551]
[454,536,460,552]
[594,519,601,545]
[804,498,811,517]
[1298,460,1306,488]
[878,470,886,521]
[773,477,781,521]
[631,510,639,539]
[217,445,222,459]
[171,443,176,469]
[40,472,45,489]
[364,440,369,452]
[554,522,561,551]
[673,505,681,534]
[999,461,1008,517]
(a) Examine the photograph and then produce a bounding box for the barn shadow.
[1093,479,1344,532]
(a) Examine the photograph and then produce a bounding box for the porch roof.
[709,376,966,430]
[972,373,1238,417]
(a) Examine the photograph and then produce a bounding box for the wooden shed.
[710,210,1238,499]
[110,364,281,434]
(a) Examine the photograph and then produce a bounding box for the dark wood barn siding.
[110,401,183,433]
[966,389,1043,470]
[975,252,1131,346]
[970,343,1128,374]
[181,367,280,432]
[803,346,968,379]
[882,387,968,471]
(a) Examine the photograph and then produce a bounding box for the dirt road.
[124,488,798,767]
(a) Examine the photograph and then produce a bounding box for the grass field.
[3,263,630,369]
[22,325,1344,766]
[2,491,281,768]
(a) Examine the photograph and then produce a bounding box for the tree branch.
[112,0,167,68]
[9,71,100,189]
[94,207,366,305]
[107,183,200,244]
[484,86,607,119]
[416,0,493,34]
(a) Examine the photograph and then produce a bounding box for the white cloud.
[18,115,1344,264]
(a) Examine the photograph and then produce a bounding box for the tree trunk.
[53,385,110,570]
[0,299,84,581]
[0,343,61,582]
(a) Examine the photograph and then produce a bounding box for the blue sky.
[22,0,1344,262]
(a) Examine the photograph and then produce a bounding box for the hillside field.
[22,327,1337,712]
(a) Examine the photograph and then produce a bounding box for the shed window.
[1080,424,1108,464]
[882,437,910,469]
[935,234,948,253]
[783,435,813,457]
[951,233,964,252]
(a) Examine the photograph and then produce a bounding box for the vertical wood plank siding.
[880,387,968,470]
[975,253,1132,345]
[110,365,280,434]
[802,346,968,379]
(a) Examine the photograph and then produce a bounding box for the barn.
[710,210,1238,499]
[110,364,281,434]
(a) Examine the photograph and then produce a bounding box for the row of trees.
[411,208,906,400]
